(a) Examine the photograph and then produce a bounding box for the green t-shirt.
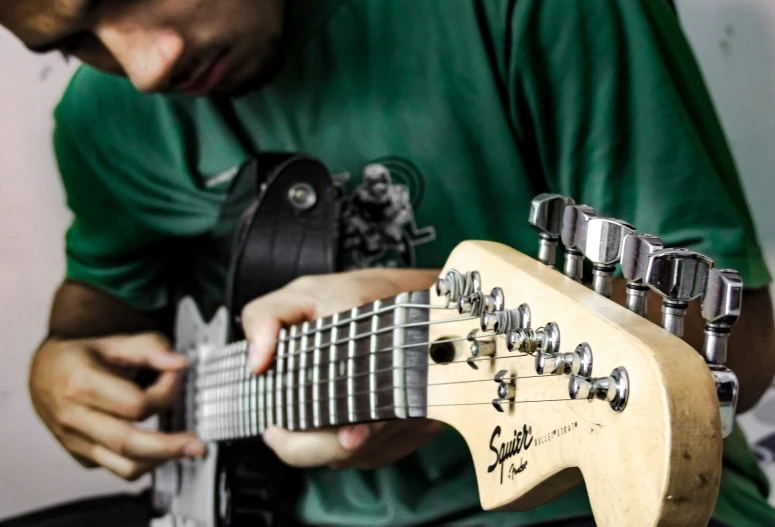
[52,0,774,525]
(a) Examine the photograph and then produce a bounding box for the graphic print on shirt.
[337,157,436,269]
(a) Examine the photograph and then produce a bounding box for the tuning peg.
[580,217,635,297]
[507,322,560,355]
[644,248,714,338]
[536,342,593,378]
[569,366,629,412]
[480,302,531,334]
[560,204,597,282]
[620,234,664,316]
[529,193,576,267]
[701,268,743,439]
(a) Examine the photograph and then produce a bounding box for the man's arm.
[29,280,205,481]
[612,280,775,413]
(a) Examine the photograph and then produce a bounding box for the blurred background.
[1,0,775,520]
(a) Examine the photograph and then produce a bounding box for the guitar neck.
[187,291,431,442]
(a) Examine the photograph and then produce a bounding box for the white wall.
[0,30,145,520]
[0,0,774,520]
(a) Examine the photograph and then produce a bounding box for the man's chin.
[214,39,288,98]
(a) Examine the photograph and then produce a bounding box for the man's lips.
[175,50,231,97]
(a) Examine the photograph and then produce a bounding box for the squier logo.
[487,425,534,484]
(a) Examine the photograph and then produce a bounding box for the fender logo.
[487,425,533,484]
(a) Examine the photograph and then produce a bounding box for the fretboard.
[184,291,430,442]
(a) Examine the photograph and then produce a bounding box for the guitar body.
[152,154,338,527]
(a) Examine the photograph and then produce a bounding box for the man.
[2,0,774,525]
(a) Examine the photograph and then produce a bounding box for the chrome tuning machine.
[435,269,481,308]
[569,366,629,412]
[529,193,575,267]
[620,233,664,317]
[581,217,635,298]
[560,204,598,282]
[536,342,593,378]
[507,321,560,355]
[644,248,714,338]
[492,369,516,412]
[701,268,743,438]
[459,286,504,316]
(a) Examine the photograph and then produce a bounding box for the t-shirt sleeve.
[53,108,173,312]
[507,0,771,288]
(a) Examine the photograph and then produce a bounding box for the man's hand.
[29,333,207,481]
[242,268,444,470]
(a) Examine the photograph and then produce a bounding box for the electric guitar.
[150,192,741,527]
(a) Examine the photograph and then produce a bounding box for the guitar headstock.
[423,193,742,526]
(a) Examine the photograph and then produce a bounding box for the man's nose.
[96,22,185,93]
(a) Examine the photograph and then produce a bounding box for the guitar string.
[193,333,512,390]
[198,300,459,365]
[193,372,556,406]
[198,311,478,367]
[192,344,529,393]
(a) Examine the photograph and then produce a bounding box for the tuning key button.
[621,234,664,317]
[582,217,635,298]
[536,342,593,378]
[701,268,743,365]
[480,302,531,335]
[569,366,629,412]
[644,248,714,338]
[709,364,739,439]
[561,205,598,281]
[529,193,576,267]
[507,322,560,355]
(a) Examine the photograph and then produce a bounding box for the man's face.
[0,0,287,96]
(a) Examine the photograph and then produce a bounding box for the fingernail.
[184,441,205,458]
[339,424,370,450]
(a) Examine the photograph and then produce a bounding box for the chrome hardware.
[621,234,664,316]
[581,217,635,297]
[701,268,743,439]
[435,270,481,308]
[461,287,504,316]
[529,193,576,267]
[536,342,593,378]
[287,182,317,211]
[492,369,516,412]
[709,364,739,439]
[644,248,714,338]
[569,366,629,412]
[480,303,531,334]
[561,204,598,281]
[506,322,560,355]
[701,268,743,365]
[466,329,495,369]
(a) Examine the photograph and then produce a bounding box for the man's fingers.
[262,425,369,467]
[63,431,159,482]
[65,361,156,420]
[143,370,182,415]
[93,333,189,371]
[241,286,317,374]
[72,407,205,460]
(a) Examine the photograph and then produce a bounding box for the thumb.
[93,332,190,371]
[241,286,317,374]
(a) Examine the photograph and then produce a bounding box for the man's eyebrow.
[24,0,102,53]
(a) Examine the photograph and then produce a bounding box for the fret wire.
[198,302,455,365]
[276,328,286,429]
[197,316,477,373]
[369,300,380,420]
[258,372,266,434]
[328,313,339,426]
[193,335,517,396]
[194,359,548,412]
[287,325,297,431]
[347,307,358,423]
[298,322,310,430]
[312,318,323,428]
